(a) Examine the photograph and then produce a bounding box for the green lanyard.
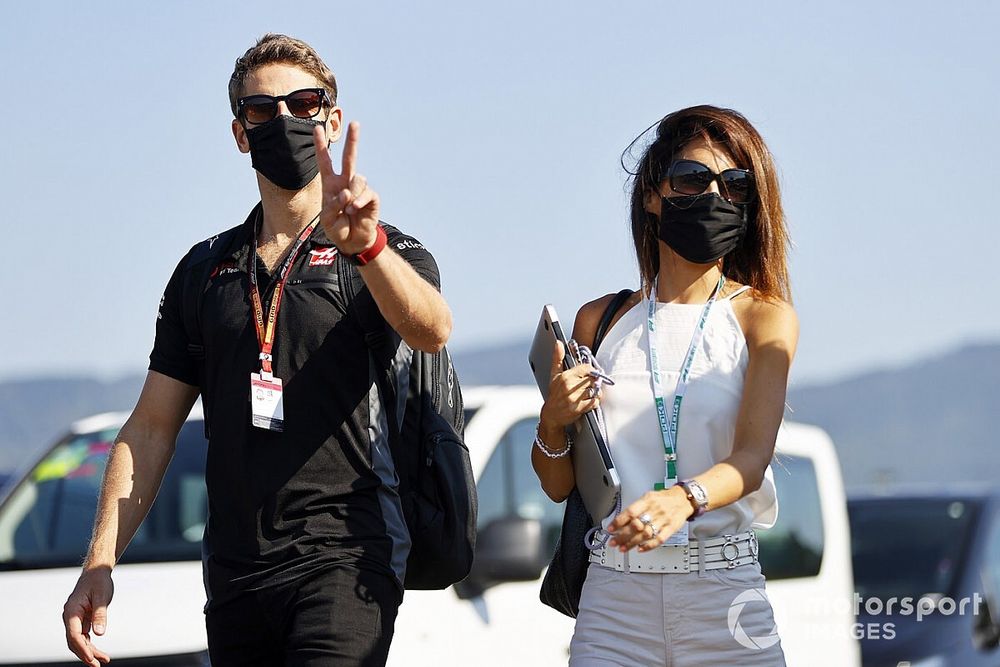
[646,274,726,488]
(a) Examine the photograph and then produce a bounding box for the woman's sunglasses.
[237,88,331,125]
[667,159,754,204]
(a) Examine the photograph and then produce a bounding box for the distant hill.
[784,342,999,492]
[452,339,538,387]
[453,339,997,492]
[0,376,144,471]
[1,342,997,493]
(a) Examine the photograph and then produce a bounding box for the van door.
[759,429,861,666]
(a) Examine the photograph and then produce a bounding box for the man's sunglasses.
[667,159,754,204]
[237,88,331,125]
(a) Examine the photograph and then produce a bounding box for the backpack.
[179,222,477,590]
[336,244,477,590]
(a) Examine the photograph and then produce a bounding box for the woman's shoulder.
[729,287,798,348]
[573,290,643,347]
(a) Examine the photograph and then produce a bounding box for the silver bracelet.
[534,425,573,459]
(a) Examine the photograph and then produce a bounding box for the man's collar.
[208,203,261,269]
[242,202,264,237]
[244,201,334,247]
[226,203,337,268]
[309,222,336,247]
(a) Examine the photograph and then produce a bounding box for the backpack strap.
[336,247,392,351]
[336,245,409,429]
[180,224,244,353]
[592,289,634,354]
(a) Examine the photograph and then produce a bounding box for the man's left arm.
[313,121,452,353]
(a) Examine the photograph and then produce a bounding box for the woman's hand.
[608,486,694,552]
[538,341,601,434]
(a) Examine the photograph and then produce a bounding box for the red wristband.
[350,225,387,266]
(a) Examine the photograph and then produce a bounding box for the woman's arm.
[609,296,799,551]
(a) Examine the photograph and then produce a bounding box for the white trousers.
[570,561,786,666]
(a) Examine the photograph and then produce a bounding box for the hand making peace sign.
[313,121,380,255]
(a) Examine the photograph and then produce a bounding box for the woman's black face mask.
[657,193,747,264]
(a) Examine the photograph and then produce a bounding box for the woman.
[532,105,797,665]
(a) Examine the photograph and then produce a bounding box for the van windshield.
[849,497,980,602]
[0,421,208,571]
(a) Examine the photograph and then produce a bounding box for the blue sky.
[1,1,997,387]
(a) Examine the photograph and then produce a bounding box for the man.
[62,34,451,666]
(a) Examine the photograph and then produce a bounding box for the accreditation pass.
[251,372,285,432]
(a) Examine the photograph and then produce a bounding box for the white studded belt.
[588,529,759,574]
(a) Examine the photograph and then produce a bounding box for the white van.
[0,408,211,666]
[0,386,859,665]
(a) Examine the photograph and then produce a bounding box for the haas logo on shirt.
[309,246,339,267]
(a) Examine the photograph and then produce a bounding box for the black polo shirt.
[149,204,439,607]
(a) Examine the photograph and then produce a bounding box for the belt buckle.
[721,534,740,569]
[748,530,759,559]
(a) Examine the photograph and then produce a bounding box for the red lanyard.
[247,214,320,376]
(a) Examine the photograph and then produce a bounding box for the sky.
[1,1,998,388]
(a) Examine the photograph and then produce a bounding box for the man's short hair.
[228,33,338,118]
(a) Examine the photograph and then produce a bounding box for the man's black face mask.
[657,193,747,264]
[246,115,322,191]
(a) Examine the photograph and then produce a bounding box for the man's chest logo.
[308,246,339,267]
[210,261,240,278]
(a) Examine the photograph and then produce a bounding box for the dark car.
[849,489,1000,667]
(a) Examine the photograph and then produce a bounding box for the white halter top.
[594,289,778,540]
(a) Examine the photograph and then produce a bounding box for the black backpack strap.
[592,289,634,353]
[336,249,409,428]
[180,224,243,352]
[176,223,243,441]
[336,248,393,351]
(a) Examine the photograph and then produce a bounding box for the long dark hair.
[624,105,791,301]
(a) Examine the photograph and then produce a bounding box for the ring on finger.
[638,512,654,526]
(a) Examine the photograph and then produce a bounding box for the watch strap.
[675,479,708,521]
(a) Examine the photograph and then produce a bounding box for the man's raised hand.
[314,121,380,255]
